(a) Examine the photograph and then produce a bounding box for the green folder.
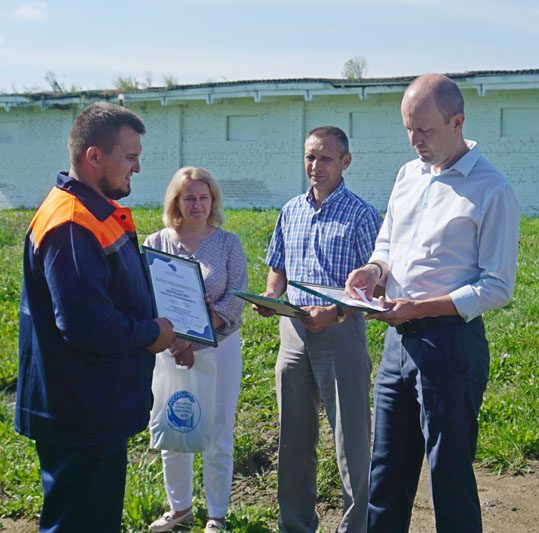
[232,290,308,318]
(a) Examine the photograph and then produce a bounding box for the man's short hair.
[68,102,146,165]
[406,75,464,123]
[306,126,349,155]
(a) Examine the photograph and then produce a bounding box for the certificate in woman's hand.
[142,246,217,346]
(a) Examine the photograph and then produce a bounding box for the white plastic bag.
[149,347,217,452]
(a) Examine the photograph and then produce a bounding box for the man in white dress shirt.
[345,73,520,533]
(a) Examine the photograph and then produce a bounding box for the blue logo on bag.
[166,391,201,432]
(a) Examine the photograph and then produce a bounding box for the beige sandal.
[149,510,194,532]
[204,518,226,532]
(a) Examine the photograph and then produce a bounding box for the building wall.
[0,107,76,208]
[462,90,539,215]
[179,98,306,207]
[1,90,537,214]
[131,103,182,206]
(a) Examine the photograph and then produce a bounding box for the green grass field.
[0,209,537,531]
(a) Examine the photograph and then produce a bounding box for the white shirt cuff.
[369,251,389,264]
[449,286,481,323]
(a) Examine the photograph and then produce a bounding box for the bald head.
[400,74,468,171]
[402,74,464,124]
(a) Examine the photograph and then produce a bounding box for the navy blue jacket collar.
[56,172,116,222]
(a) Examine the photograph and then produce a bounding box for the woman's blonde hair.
[162,166,225,229]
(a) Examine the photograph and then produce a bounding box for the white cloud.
[15,2,47,21]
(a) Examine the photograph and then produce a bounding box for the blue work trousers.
[35,438,128,533]
[368,317,489,533]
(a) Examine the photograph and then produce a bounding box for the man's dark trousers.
[368,317,489,533]
[36,438,128,533]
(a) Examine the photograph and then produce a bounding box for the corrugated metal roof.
[159,69,539,90]
[1,69,538,105]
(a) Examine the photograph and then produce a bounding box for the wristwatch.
[336,306,346,324]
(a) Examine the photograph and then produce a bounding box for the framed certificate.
[142,246,217,346]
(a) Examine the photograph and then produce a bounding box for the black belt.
[396,315,465,336]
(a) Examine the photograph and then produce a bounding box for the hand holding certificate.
[142,246,217,346]
[351,287,388,312]
[288,281,388,313]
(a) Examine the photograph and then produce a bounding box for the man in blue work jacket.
[15,102,176,532]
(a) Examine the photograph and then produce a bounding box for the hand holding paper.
[352,287,388,312]
[288,281,388,313]
[345,263,384,300]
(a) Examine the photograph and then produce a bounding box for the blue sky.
[1,0,538,92]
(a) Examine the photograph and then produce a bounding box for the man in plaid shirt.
[254,126,382,533]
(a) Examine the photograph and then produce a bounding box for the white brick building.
[1,70,538,214]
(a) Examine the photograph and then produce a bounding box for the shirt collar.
[56,172,117,221]
[446,140,480,178]
[419,140,480,178]
[304,178,346,208]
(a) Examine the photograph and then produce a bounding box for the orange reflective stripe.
[29,187,132,252]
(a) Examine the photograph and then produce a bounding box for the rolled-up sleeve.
[450,184,520,322]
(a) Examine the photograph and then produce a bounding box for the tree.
[142,71,153,88]
[341,55,368,80]
[44,71,80,93]
[45,71,65,92]
[162,74,178,88]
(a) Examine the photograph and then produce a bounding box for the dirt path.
[316,460,539,533]
[410,460,538,533]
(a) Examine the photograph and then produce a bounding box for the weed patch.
[0,209,537,531]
